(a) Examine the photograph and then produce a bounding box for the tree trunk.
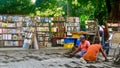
[108,0,120,22]
[105,0,112,14]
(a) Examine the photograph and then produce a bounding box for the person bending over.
[69,35,90,58]
[82,37,108,62]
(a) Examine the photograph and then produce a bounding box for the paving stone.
[0,47,119,68]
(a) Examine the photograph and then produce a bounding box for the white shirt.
[99,26,103,31]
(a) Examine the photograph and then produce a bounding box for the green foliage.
[34,0,65,16]
[0,0,35,15]
[0,0,109,24]
[63,0,108,28]
[35,6,65,16]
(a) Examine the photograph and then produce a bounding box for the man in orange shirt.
[82,37,108,62]
[69,35,90,58]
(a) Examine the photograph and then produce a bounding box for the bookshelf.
[0,15,23,47]
[50,17,66,46]
[34,17,50,47]
[65,17,80,36]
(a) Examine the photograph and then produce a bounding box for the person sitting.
[69,35,90,58]
[82,37,108,63]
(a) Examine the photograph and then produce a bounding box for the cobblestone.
[0,47,119,68]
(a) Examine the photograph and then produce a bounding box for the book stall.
[0,15,38,49]
[63,19,99,49]
[0,15,99,50]
[0,15,23,47]
[63,17,81,48]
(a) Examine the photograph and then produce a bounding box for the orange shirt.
[83,44,101,61]
[78,40,90,51]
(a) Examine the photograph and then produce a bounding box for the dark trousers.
[99,31,104,48]
[103,42,110,55]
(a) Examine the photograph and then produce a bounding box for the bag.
[22,43,30,49]
[24,39,28,43]
[24,39,32,44]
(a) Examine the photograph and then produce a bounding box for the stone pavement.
[0,47,119,68]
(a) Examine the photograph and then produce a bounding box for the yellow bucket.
[64,43,74,48]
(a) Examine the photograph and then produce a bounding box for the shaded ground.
[0,47,119,68]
